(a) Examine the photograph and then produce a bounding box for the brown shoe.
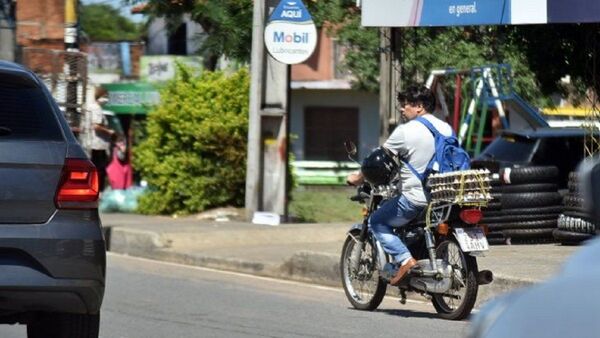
[390,258,417,286]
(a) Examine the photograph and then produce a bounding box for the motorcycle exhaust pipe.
[477,270,494,285]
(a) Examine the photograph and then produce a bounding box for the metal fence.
[22,48,88,130]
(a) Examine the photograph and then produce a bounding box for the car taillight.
[55,158,99,209]
[459,209,482,225]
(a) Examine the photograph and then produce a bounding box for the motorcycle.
[340,142,494,320]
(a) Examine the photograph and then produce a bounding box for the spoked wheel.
[432,240,479,320]
[340,232,387,310]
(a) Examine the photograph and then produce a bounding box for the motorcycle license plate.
[455,227,489,252]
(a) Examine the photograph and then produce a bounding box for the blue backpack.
[403,116,471,183]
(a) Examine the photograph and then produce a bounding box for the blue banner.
[269,0,313,23]
[419,0,510,26]
[362,0,600,27]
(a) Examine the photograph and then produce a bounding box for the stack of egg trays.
[428,170,493,205]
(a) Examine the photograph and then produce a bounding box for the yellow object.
[65,0,77,24]
[542,107,597,117]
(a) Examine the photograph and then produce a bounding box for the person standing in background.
[83,87,115,193]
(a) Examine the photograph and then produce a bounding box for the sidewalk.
[101,212,581,306]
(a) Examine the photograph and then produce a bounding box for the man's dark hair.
[397,85,435,113]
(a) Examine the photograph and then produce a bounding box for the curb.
[106,226,538,307]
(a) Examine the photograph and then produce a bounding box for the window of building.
[168,23,187,55]
[304,107,359,161]
[332,39,351,80]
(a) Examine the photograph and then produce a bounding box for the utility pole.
[379,27,403,143]
[245,0,290,221]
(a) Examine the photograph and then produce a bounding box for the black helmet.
[361,147,398,186]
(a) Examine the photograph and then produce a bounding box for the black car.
[472,128,593,188]
[0,62,105,337]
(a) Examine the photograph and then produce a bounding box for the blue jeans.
[369,195,424,263]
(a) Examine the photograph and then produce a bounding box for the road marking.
[107,252,429,305]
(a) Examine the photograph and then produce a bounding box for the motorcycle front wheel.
[340,232,387,311]
[431,239,479,320]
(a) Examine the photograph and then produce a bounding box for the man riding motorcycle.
[346,85,454,285]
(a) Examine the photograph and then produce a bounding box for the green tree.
[133,66,250,215]
[127,0,253,70]
[130,1,600,105]
[80,3,142,41]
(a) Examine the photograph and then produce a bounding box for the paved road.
[0,254,470,337]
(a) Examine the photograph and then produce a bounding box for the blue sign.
[265,0,317,64]
[420,1,511,26]
[268,0,313,23]
[362,0,600,27]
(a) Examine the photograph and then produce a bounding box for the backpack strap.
[415,116,441,137]
[400,116,440,182]
[402,159,424,182]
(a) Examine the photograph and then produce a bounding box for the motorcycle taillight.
[459,209,482,225]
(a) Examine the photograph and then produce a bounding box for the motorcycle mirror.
[344,141,357,156]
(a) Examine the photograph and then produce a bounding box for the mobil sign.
[264,0,317,65]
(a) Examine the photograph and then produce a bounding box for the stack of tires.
[553,172,597,245]
[482,166,563,245]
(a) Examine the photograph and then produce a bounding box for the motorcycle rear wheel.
[340,232,387,311]
[431,240,479,320]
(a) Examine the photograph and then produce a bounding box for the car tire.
[563,194,584,207]
[500,166,559,185]
[482,213,559,224]
[557,214,597,234]
[482,206,564,218]
[487,219,558,231]
[562,205,589,213]
[486,232,506,245]
[563,210,596,222]
[567,180,580,194]
[495,183,557,194]
[552,228,594,244]
[27,313,100,338]
[502,228,555,239]
[500,192,562,209]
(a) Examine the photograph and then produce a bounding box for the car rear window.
[479,135,537,163]
[0,74,63,140]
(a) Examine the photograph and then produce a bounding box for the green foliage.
[126,0,253,70]
[80,3,142,41]
[289,187,361,223]
[129,1,600,104]
[399,26,548,106]
[133,66,249,215]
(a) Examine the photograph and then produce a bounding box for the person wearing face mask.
[346,85,454,285]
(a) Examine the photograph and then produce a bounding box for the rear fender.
[347,224,388,268]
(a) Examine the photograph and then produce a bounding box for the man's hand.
[346,171,364,186]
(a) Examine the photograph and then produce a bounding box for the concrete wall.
[16,0,64,48]
[290,89,379,161]
[291,28,333,81]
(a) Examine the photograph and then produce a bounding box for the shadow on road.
[375,308,440,319]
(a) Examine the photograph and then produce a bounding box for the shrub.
[133,66,249,215]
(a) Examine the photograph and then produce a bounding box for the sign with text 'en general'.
[362,0,600,27]
[264,0,317,64]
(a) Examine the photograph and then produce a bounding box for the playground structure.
[425,64,558,157]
